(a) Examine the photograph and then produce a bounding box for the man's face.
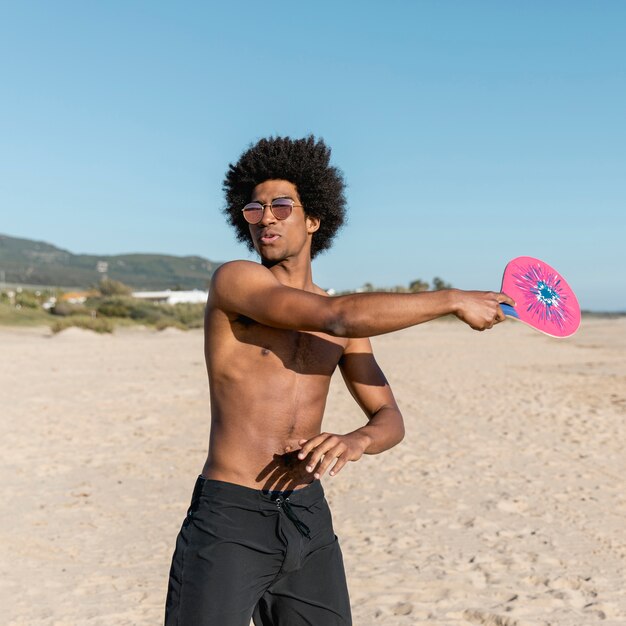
[247,179,319,264]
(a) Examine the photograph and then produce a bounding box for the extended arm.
[210,260,514,334]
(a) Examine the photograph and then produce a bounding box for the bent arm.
[296,337,405,478]
[210,260,514,336]
[338,337,404,454]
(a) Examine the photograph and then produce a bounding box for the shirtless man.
[165,136,514,626]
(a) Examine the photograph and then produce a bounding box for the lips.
[258,231,280,244]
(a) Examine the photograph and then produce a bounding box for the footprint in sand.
[463,608,543,626]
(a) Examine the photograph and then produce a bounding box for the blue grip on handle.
[500,303,519,319]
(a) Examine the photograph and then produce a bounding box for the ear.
[306,215,320,234]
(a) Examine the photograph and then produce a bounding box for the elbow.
[325,315,349,337]
[394,421,406,447]
[323,299,367,338]
[398,424,406,444]
[323,302,350,337]
[393,413,406,447]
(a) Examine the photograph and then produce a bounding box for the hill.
[0,234,221,290]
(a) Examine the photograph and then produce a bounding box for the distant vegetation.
[98,278,133,296]
[336,276,453,295]
[0,279,205,333]
[0,287,57,326]
[50,316,115,334]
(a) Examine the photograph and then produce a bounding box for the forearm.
[351,406,405,455]
[297,406,404,478]
[329,289,457,338]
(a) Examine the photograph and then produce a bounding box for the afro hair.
[222,135,347,259]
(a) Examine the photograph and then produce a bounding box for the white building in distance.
[132,289,208,305]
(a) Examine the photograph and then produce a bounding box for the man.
[165,136,513,625]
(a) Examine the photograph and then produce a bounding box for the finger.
[299,436,331,462]
[314,445,345,479]
[306,438,340,472]
[329,456,349,477]
[297,434,330,460]
[497,291,516,307]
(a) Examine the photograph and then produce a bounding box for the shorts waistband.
[193,475,324,507]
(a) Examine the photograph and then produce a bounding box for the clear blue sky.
[1,1,624,310]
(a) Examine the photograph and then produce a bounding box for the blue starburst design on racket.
[512,262,573,330]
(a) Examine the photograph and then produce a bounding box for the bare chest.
[232,316,346,376]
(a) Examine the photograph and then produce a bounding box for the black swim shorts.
[165,476,352,625]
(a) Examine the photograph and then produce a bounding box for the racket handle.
[500,303,519,319]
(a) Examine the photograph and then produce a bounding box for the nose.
[258,203,277,225]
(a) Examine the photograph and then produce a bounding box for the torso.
[201,288,348,490]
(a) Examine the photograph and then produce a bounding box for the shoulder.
[211,260,276,291]
[212,259,266,280]
[208,260,283,315]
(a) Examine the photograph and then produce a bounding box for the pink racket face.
[501,256,581,338]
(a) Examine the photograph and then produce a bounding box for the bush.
[432,277,452,291]
[15,291,41,309]
[51,302,93,317]
[409,279,430,293]
[51,316,114,334]
[96,298,133,318]
[170,302,205,327]
[155,319,188,331]
[86,296,204,329]
[95,297,165,324]
[128,301,169,324]
[98,278,133,296]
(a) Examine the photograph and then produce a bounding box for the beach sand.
[1,318,625,625]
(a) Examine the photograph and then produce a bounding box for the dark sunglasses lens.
[243,203,263,224]
[271,200,292,220]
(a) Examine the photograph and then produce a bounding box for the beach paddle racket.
[499,256,580,338]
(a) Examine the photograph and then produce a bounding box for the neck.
[262,255,315,291]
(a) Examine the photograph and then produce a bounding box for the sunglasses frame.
[241,198,303,225]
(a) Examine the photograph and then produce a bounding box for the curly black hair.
[222,135,347,259]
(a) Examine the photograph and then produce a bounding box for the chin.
[258,250,284,264]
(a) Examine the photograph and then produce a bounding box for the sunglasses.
[241,198,303,225]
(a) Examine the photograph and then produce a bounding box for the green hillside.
[0,234,221,290]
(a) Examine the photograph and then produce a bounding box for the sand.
[1,317,625,625]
